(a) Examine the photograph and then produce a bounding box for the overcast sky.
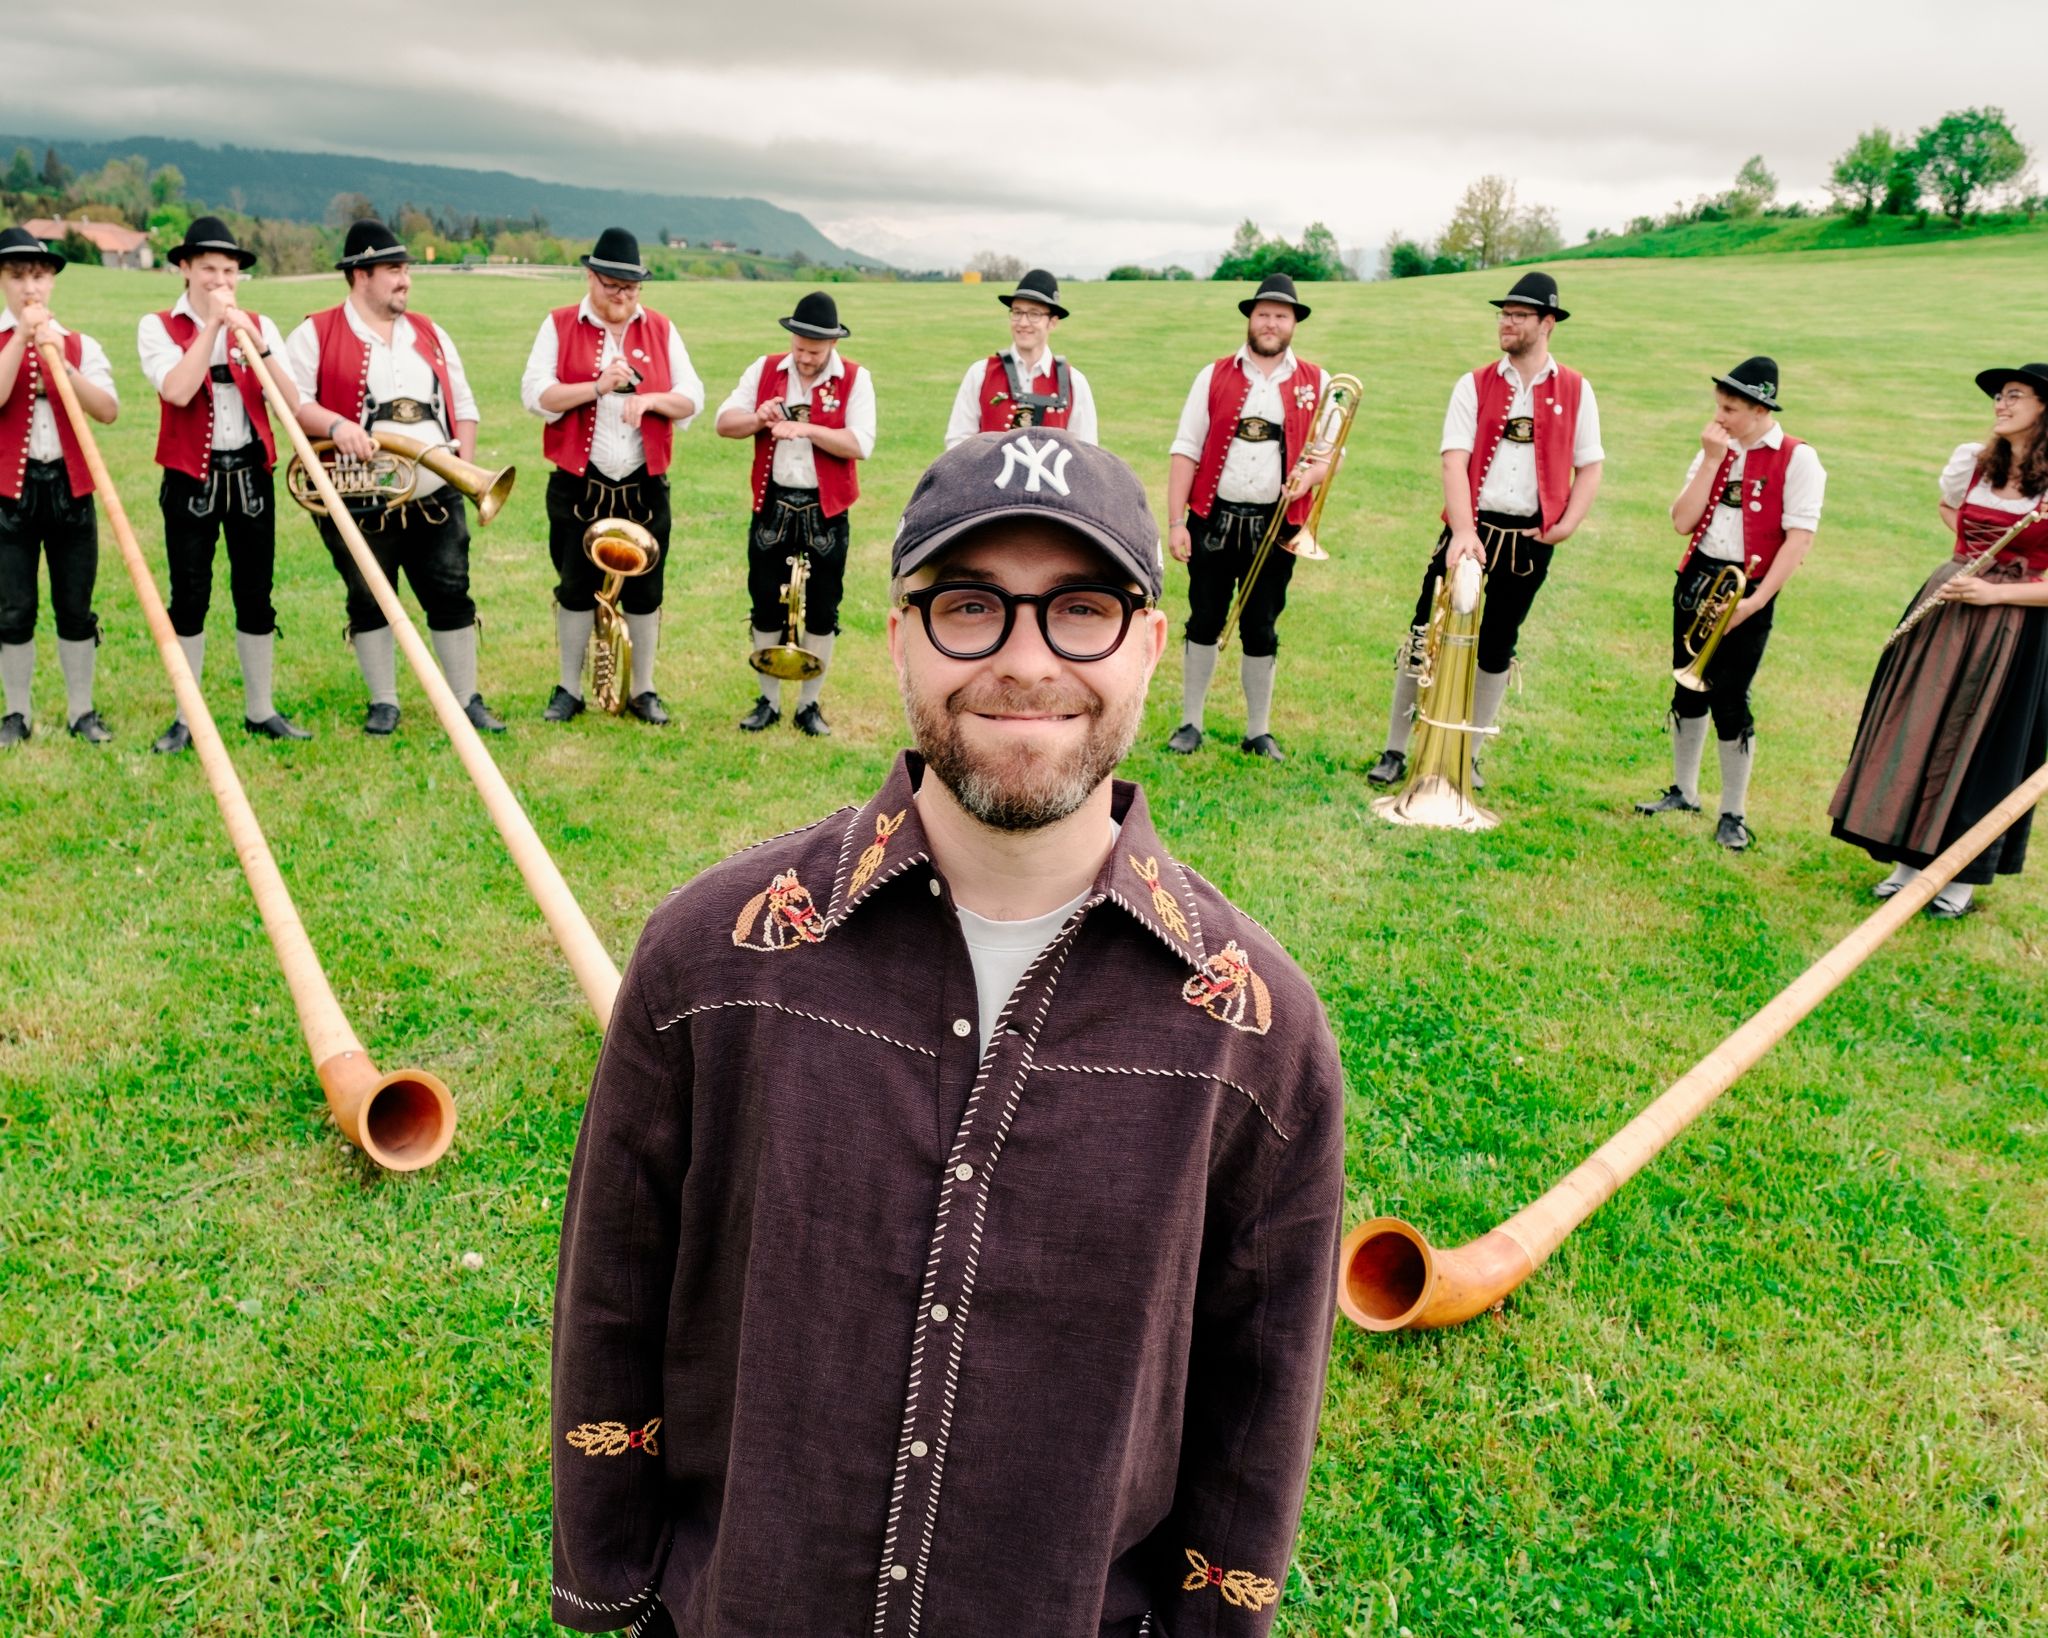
[17,1,2045,274]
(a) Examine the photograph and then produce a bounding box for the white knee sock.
[236,631,276,725]
[1472,667,1511,733]
[1,639,33,722]
[798,632,834,710]
[352,625,399,706]
[750,628,784,708]
[57,637,96,724]
[430,624,479,704]
[626,612,660,699]
[1672,715,1709,804]
[556,607,593,696]
[173,633,207,724]
[1386,669,1421,755]
[1181,641,1220,730]
[1717,735,1753,817]
[1241,654,1277,740]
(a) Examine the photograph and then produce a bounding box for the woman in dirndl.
[1829,362,2048,918]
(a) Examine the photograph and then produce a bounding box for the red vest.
[0,330,91,500]
[1189,354,1323,526]
[976,353,1072,432]
[1677,435,1806,579]
[308,304,460,435]
[153,310,278,479]
[749,353,862,518]
[541,304,676,478]
[1954,463,2048,573]
[1462,360,1585,531]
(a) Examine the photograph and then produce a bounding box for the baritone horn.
[286,429,516,525]
[583,518,663,714]
[1672,556,1756,692]
[749,554,825,681]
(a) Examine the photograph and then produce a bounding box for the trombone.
[1216,372,1362,651]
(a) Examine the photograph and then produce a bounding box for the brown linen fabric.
[552,751,1348,1638]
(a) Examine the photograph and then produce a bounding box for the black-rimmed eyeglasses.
[898,581,1150,662]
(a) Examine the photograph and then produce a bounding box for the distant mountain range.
[1,134,881,267]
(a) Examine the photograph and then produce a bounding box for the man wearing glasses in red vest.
[943,268,1097,448]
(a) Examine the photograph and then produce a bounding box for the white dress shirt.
[0,313,117,463]
[718,350,877,490]
[943,348,1098,448]
[1169,347,1322,504]
[137,295,288,452]
[1441,356,1604,517]
[520,298,705,480]
[1680,423,1826,562]
[1941,441,2042,515]
[283,300,480,431]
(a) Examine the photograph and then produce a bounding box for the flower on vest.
[1293,381,1319,411]
[816,386,842,415]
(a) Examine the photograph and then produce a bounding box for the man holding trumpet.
[283,218,503,737]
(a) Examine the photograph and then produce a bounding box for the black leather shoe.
[1635,784,1701,815]
[1164,722,1203,755]
[1715,813,1753,852]
[246,714,312,741]
[1924,893,1976,920]
[153,720,193,755]
[1471,760,1486,791]
[364,702,400,736]
[626,691,670,726]
[1240,733,1286,762]
[543,685,585,723]
[68,710,113,744]
[0,712,29,748]
[738,695,780,733]
[794,702,831,738]
[465,694,507,733]
[1366,748,1406,786]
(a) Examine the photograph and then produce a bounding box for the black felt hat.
[1238,272,1310,321]
[1491,270,1569,322]
[999,269,1068,320]
[168,215,256,269]
[779,290,849,340]
[582,226,649,283]
[1974,362,2048,402]
[0,224,62,270]
[1712,355,1782,410]
[334,218,410,272]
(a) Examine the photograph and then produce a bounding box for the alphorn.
[1340,754,2048,1332]
[227,322,622,1026]
[37,342,454,1170]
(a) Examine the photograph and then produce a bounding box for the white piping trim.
[653,998,937,1060]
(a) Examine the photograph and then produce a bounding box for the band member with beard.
[1635,357,1824,851]
[137,217,310,753]
[0,226,119,749]
[1366,271,1603,791]
[714,291,875,737]
[1163,272,1332,762]
[551,427,1345,1638]
[943,268,1097,448]
[284,218,504,737]
[1831,363,2048,919]
[522,227,704,726]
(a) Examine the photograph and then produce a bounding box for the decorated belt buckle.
[1719,479,1743,508]
[383,398,430,425]
[1235,417,1280,443]
[1504,415,1536,444]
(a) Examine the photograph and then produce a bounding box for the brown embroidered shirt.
[552,753,1346,1637]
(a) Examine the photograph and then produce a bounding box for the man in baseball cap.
[551,425,1346,1637]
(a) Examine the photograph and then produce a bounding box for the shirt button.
[951,1018,971,1038]
[954,1163,974,1182]
[928,878,941,897]
[889,1564,908,1582]
[930,1303,950,1323]
[910,1439,929,1458]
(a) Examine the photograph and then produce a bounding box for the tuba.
[749,554,825,681]
[1672,557,1755,692]
[583,518,663,714]
[1372,557,1497,832]
[286,429,516,525]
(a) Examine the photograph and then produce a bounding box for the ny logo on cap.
[994,434,1073,496]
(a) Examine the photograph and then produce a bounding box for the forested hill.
[3,133,875,265]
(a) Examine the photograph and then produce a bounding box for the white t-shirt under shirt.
[955,890,1090,1057]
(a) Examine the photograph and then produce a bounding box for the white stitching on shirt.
[1169,856,1208,962]
[1025,1059,1291,1142]
[652,998,938,1059]
[553,1580,656,1615]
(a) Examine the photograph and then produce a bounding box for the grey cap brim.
[896,505,1157,597]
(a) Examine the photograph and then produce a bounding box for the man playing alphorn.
[1367,271,1603,791]
[942,268,1097,449]
[0,226,119,748]
[713,290,875,738]
[137,216,309,753]
[283,218,504,737]
[521,227,703,726]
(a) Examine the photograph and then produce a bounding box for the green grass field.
[4,239,2046,1636]
[1547,210,2048,263]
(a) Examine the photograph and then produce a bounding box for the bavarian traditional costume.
[943,270,1097,448]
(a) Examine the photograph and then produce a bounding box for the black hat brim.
[999,290,1069,320]
[0,244,63,271]
[1239,295,1310,320]
[1490,297,1569,322]
[1976,365,2048,401]
[334,247,412,272]
[582,255,650,283]
[1711,374,1780,410]
[171,241,257,270]
[779,315,850,340]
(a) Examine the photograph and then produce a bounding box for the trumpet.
[285,429,516,525]
[1217,372,1362,649]
[1673,557,1756,692]
[583,518,663,714]
[749,554,826,681]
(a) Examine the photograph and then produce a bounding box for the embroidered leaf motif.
[849,809,907,898]
[565,1417,663,1457]
[1181,1548,1280,1610]
[1128,854,1191,942]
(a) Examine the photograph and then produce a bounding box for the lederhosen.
[745,356,860,640]
[0,331,98,648]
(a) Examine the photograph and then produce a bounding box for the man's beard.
[1245,323,1287,359]
[907,676,1142,832]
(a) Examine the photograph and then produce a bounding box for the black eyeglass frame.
[897,580,1153,662]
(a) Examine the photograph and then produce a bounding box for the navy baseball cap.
[892,429,1163,601]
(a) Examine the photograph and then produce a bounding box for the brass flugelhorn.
[583,517,663,714]
[285,429,516,526]
[1673,556,1756,692]
[750,554,825,681]
[37,341,454,1169]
